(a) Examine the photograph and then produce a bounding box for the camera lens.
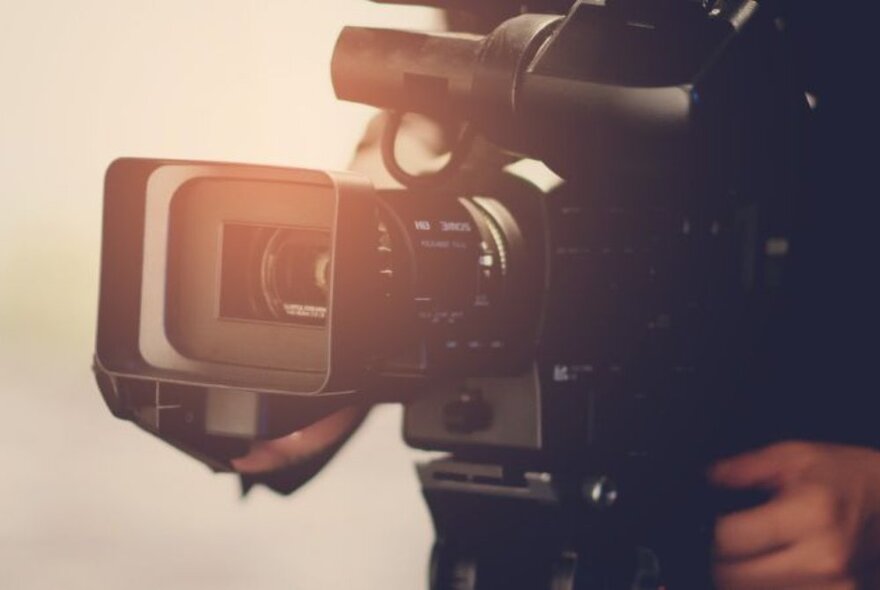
[260,228,331,326]
[219,224,331,326]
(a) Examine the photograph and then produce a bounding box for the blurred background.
[0,2,444,588]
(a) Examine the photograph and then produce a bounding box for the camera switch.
[443,390,492,434]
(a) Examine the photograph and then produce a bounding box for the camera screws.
[583,476,619,510]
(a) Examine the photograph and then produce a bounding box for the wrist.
[857,447,880,555]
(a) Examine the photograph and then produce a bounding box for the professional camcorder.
[95,0,808,587]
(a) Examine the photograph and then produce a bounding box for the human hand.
[710,441,880,590]
[231,406,366,474]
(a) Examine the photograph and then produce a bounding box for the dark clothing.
[768,2,877,447]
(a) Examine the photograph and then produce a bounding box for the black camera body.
[96,0,803,465]
[95,0,808,584]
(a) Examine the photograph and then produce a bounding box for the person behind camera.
[233,2,880,588]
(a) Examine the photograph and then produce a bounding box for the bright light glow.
[0,3,442,588]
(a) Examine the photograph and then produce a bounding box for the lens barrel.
[373,191,533,377]
[219,224,332,327]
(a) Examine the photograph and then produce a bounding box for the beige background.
[0,2,443,588]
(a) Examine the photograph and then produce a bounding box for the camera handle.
[381,112,477,189]
[418,458,715,590]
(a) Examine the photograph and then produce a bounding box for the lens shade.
[163,177,333,374]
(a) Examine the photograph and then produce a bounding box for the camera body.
[96,0,804,472]
[94,0,811,582]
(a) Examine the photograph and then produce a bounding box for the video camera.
[94,0,808,587]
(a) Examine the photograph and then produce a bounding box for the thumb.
[710,442,808,490]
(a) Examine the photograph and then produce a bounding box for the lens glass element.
[220,223,331,326]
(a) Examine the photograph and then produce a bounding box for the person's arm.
[233,406,369,494]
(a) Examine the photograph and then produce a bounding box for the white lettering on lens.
[439,220,472,232]
[414,220,432,231]
[420,239,451,249]
[283,303,327,320]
